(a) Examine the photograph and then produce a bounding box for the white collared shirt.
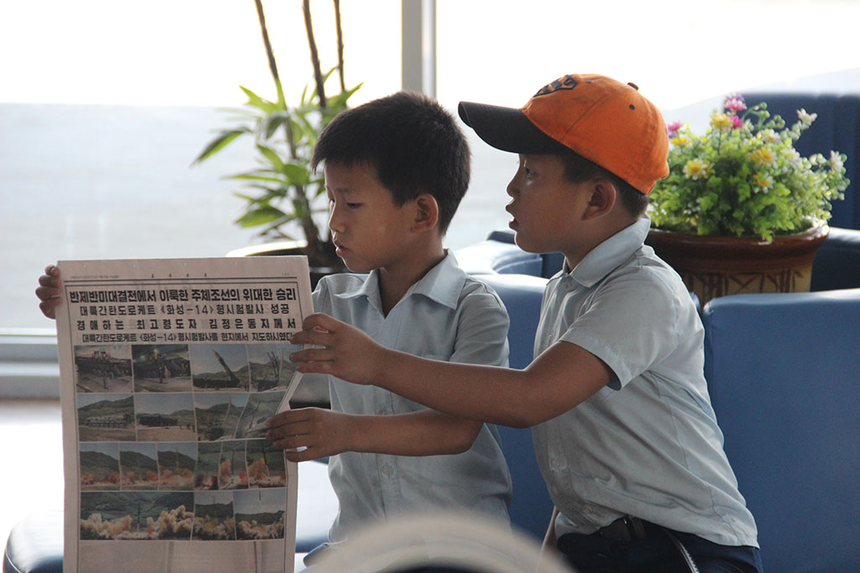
[532,218,759,547]
[312,252,513,542]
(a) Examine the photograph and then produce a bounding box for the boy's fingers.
[269,427,318,450]
[35,285,56,300]
[290,348,333,363]
[38,304,55,320]
[38,297,62,309]
[44,264,59,276]
[284,448,317,463]
[295,361,334,375]
[266,420,311,441]
[38,298,62,319]
[267,433,306,449]
[290,329,333,346]
[266,412,289,428]
[302,313,343,332]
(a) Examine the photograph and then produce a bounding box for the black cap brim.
[458,101,570,155]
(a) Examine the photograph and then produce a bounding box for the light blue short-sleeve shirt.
[532,218,758,548]
[311,252,513,542]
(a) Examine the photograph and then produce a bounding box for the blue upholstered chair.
[740,92,860,230]
[811,226,860,291]
[478,273,555,542]
[702,289,860,572]
[455,231,563,280]
[460,225,860,297]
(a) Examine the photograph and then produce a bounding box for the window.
[2,0,858,339]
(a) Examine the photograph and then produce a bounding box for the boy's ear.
[412,193,439,232]
[583,179,618,220]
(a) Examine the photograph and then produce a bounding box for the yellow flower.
[748,147,776,168]
[753,173,773,191]
[671,135,691,147]
[710,113,733,130]
[683,159,712,180]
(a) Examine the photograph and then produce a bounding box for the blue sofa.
[458,226,860,293]
[702,289,860,572]
[478,273,555,542]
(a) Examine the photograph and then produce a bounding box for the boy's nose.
[328,203,345,232]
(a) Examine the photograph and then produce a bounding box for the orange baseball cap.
[458,73,669,194]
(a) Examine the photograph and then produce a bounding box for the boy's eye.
[524,167,535,178]
[329,199,360,209]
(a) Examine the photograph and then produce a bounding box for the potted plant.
[193,0,359,279]
[646,93,850,304]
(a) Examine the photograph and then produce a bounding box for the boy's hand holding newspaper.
[290,313,387,385]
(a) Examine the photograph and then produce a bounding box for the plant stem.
[253,0,297,161]
[303,0,327,109]
[255,0,320,249]
[254,0,280,95]
[333,0,346,93]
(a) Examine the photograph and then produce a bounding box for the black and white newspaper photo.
[53,256,313,573]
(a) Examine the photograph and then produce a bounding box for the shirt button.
[550,456,566,471]
[381,464,394,478]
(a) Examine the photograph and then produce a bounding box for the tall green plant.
[193,0,359,268]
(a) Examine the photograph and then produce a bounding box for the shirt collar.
[569,217,651,287]
[334,251,466,311]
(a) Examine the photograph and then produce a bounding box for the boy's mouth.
[505,206,519,229]
[334,240,349,257]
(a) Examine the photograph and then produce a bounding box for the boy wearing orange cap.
[288,74,762,572]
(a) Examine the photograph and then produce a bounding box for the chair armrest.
[811,226,860,291]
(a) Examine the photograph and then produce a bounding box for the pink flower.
[730,115,743,129]
[724,93,747,112]
[667,120,684,138]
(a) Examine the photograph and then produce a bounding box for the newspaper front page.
[54,256,313,573]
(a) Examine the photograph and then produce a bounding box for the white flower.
[782,149,803,169]
[758,129,780,143]
[830,151,844,171]
[797,109,817,125]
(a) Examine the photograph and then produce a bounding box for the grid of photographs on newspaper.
[74,337,301,543]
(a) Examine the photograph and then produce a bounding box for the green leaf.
[225,171,285,184]
[240,86,279,114]
[192,129,248,164]
[281,163,311,185]
[256,145,285,171]
[236,205,291,228]
[264,114,288,139]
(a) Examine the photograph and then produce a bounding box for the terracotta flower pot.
[645,225,830,306]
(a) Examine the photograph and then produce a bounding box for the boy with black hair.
[36,91,513,552]
[286,75,763,572]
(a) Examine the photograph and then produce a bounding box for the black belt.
[595,516,660,542]
[594,516,701,572]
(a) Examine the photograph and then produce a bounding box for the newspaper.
[54,256,313,573]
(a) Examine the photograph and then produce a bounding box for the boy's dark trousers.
[557,517,763,573]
